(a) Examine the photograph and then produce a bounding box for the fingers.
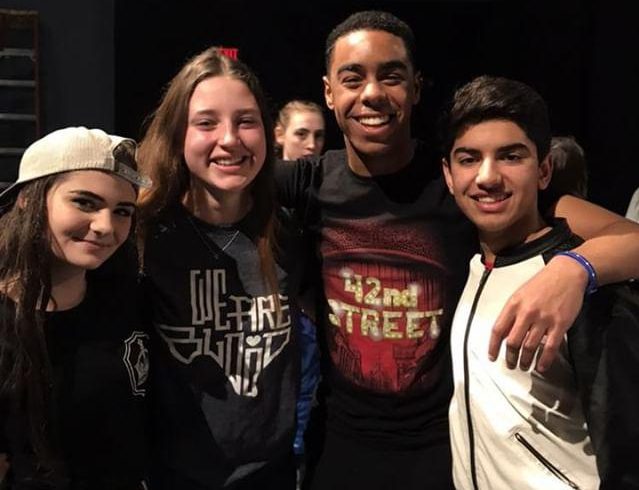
[518,327,547,371]
[488,260,583,372]
[488,303,516,361]
[489,294,536,369]
[490,297,551,371]
[493,321,561,372]
[503,317,530,369]
[535,332,562,373]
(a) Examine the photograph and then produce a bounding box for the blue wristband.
[555,250,598,295]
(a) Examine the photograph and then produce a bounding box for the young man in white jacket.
[441,75,639,490]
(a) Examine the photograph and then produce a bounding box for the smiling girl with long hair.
[137,48,300,489]
[0,127,151,489]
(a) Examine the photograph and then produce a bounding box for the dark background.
[2,0,638,214]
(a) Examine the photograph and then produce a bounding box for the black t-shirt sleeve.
[274,157,319,215]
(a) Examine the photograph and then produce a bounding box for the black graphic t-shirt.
[143,205,299,488]
[0,275,150,489]
[276,143,477,448]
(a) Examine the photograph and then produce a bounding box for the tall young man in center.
[276,11,639,489]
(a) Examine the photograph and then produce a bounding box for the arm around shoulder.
[552,194,639,284]
[488,196,639,372]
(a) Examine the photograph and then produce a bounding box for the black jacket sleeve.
[568,282,639,490]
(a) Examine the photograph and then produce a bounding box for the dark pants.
[153,453,296,490]
[304,429,454,490]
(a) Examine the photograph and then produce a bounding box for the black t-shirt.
[142,205,300,488]
[0,276,150,489]
[276,143,477,449]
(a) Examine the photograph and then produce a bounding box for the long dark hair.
[0,176,58,466]
[137,47,280,298]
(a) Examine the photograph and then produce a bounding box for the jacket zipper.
[514,432,581,489]
[463,267,492,490]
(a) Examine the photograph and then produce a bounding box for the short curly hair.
[325,10,417,71]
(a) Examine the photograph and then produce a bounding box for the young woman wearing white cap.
[0,127,151,489]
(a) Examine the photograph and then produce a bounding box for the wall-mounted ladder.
[0,9,39,188]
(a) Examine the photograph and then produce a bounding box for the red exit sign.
[218,46,239,60]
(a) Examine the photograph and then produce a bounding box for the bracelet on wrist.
[554,250,598,295]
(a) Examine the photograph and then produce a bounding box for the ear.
[538,154,553,190]
[323,75,334,110]
[16,188,29,209]
[412,70,423,106]
[274,124,285,147]
[441,157,455,195]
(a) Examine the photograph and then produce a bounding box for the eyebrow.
[69,190,136,208]
[336,59,409,77]
[452,143,531,155]
[336,63,363,76]
[452,147,481,156]
[378,60,409,72]
[496,143,531,153]
[192,108,260,116]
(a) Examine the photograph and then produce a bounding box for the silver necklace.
[220,230,240,251]
[186,214,240,257]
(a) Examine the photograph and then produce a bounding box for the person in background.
[137,47,300,490]
[275,100,325,161]
[539,135,589,216]
[275,101,324,478]
[0,127,151,489]
[625,187,639,222]
[548,135,588,198]
[442,75,639,490]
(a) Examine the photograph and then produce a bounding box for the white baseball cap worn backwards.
[0,126,151,204]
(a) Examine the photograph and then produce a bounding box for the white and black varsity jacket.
[449,220,639,490]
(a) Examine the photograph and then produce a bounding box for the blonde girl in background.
[275,100,325,160]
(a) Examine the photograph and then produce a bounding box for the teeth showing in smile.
[357,115,391,126]
[213,157,245,166]
[474,194,509,203]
